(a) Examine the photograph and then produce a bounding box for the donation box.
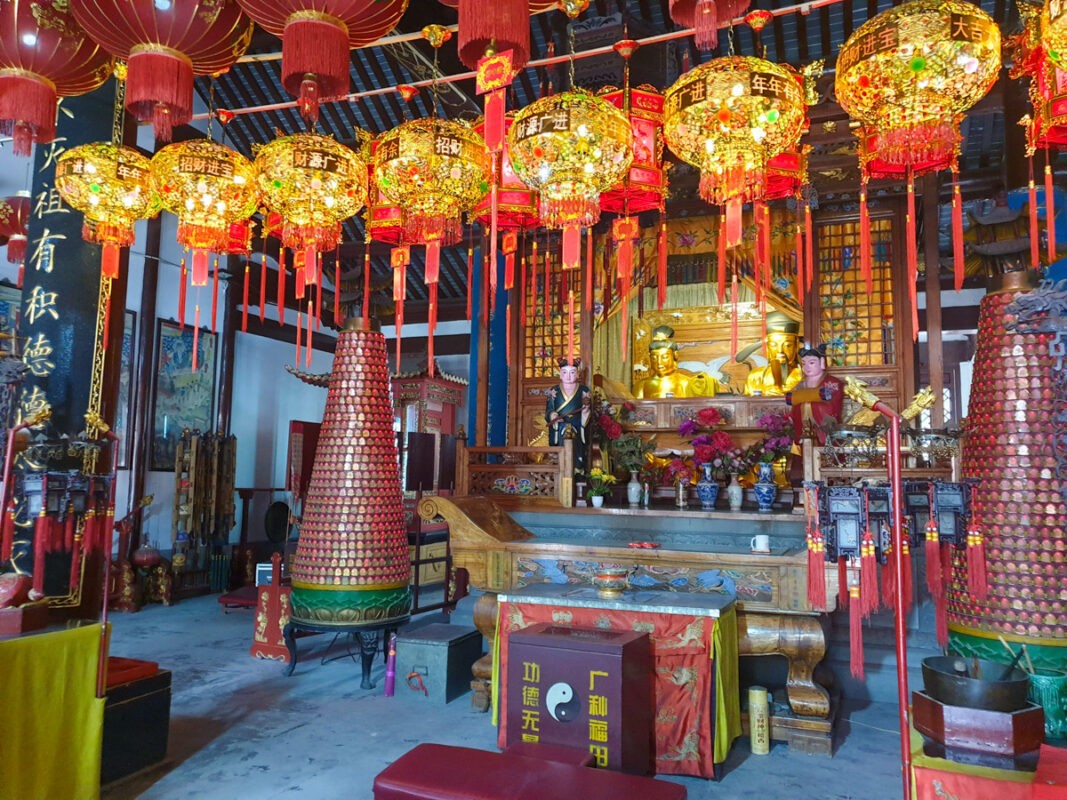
[505,623,652,774]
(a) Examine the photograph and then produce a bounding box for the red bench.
[373,743,687,800]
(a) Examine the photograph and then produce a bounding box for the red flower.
[694,444,714,464]
[708,430,734,455]
[695,407,723,428]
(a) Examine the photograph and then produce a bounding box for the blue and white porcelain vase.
[753,462,778,514]
[696,463,719,511]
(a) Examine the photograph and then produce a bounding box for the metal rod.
[190,0,849,123]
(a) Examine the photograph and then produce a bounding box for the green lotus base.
[949,628,1067,671]
[290,584,411,627]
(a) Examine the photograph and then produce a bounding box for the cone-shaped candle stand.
[285,318,411,684]
[948,271,1067,670]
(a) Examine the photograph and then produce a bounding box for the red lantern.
[598,80,666,216]
[69,0,253,143]
[0,194,30,267]
[437,0,555,70]
[669,0,751,52]
[473,116,539,231]
[236,0,408,123]
[0,0,112,156]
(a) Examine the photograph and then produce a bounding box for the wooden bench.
[373,743,686,800]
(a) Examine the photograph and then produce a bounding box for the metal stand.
[283,617,410,689]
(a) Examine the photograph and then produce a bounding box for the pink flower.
[696,407,724,428]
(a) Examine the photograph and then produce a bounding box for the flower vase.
[591,495,605,508]
[753,462,778,514]
[696,464,720,511]
[626,471,643,507]
[726,474,744,512]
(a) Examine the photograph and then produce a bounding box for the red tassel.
[178,258,187,329]
[967,526,988,600]
[1046,153,1057,262]
[333,260,340,324]
[466,231,475,322]
[191,249,209,287]
[277,249,286,326]
[882,538,896,611]
[68,531,82,589]
[101,243,120,280]
[1030,157,1041,270]
[457,0,531,69]
[838,555,849,610]
[294,262,306,301]
[125,48,194,141]
[860,181,872,295]
[725,196,743,248]
[259,243,268,324]
[63,508,74,553]
[0,501,14,562]
[295,305,302,365]
[567,289,575,365]
[490,184,499,316]
[211,256,219,334]
[717,213,727,304]
[794,221,805,307]
[425,240,441,285]
[428,282,437,377]
[242,264,250,332]
[692,0,720,51]
[804,200,814,293]
[924,517,941,597]
[192,306,200,372]
[934,588,949,648]
[483,87,505,152]
[730,273,738,355]
[281,16,349,123]
[32,512,47,596]
[901,538,914,615]
[906,171,918,340]
[1,74,57,156]
[543,246,551,323]
[505,303,511,369]
[586,227,594,315]
[861,529,878,618]
[306,300,313,367]
[952,170,965,291]
[807,529,826,610]
[562,224,581,271]
[657,216,668,309]
[849,581,865,680]
[528,238,537,328]
[520,244,528,328]
[362,245,372,328]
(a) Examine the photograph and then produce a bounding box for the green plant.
[585,468,617,497]
[609,432,654,473]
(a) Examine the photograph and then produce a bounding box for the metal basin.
[921,656,1031,712]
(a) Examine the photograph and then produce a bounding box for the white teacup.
[751,534,770,552]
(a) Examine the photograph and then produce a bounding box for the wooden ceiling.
[195,0,1024,312]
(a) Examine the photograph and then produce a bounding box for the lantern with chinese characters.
[69,0,253,142]
[235,0,408,123]
[837,0,1000,306]
[473,116,539,231]
[664,56,806,245]
[508,89,633,250]
[150,140,258,287]
[1044,0,1067,65]
[54,142,157,280]
[255,133,367,274]
[668,0,752,52]
[0,194,31,268]
[0,0,112,156]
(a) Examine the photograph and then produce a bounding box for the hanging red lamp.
[668,0,752,52]
[0,0,112,156]
[69,0,253,143]
[0,193,31,270]
[436,0,556,70]
[235,0,408,123]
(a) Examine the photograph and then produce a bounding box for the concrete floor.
[101,595,910,800]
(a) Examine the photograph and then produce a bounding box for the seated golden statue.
[742,313,803,397]
[634,325,719,398]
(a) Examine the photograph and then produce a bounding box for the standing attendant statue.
[743,312,803,397]
[787,345,844,445]
[545,357,591,471]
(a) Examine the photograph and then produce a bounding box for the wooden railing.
[455,435,574,508]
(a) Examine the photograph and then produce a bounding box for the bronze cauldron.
[921,656,1031,712]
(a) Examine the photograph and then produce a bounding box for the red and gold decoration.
[374,116,489,372]
[1044,0,1067,65]
[289,318,411,627]
[235,0,408,123]
[0,193,31,276]
[837,0,1000,303]
[668,0,751,52]
[438,0,556,70]
[69,0,253,142]
[949,272,1067,666]
[54,142,156,280]
[473,116,539,231]
[0,0,112,156]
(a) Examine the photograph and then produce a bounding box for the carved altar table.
[496,583,739,779]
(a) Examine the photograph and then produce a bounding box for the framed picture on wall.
[114,310,136,469]
[150,319,217,471]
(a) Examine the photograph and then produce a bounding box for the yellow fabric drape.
[0,623,107,800]
[711,605,742,764]
[491,602,502,728]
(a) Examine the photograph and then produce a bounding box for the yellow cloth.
[711,606,742,764]
[491,602,502,728]
[0,623,107,800]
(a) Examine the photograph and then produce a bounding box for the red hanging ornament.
[0,194,30,267]
[391,246,409,369]
[859,178,873,295]
[849,578,865,679]
[925,511,942,597]
[951,166,965,291]
[717,214,728,305]
[657,213,668,309]
[805,484,825,610]
[1030,156,1041,269]
[242,263,250,333]
[860,528,878,618]
[906,169,919,340]
[1045,151,1057,262]
[178,258,187,329]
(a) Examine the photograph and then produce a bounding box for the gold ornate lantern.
[1044,0,1067,64]
[54,142,156,279]
[150,140,258,287]
[836,0,1000,307]
[255,132,367,281]
[664,55,806,247]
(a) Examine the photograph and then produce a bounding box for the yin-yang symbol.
[545,681,580,722]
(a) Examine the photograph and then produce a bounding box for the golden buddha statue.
[743,313,803,397]
[634,325,719,398]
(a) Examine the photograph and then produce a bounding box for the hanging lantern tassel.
[529,238,538,328]
[191,249,209,287]
[725,196,743,248]
[192,306,200,372]
[32,510,48,597]
[306,300,313,367]
[838,555,849,610]
[334,260,341,324]
[966,523,988,600]
[211,256,219,334]
[906,170,918,340]
[795,220,805,307]
[467,229,475,323]
[502,232,517,291]
[901,538,913,614]
[101,243,120,281]
[693,0,719,52]
[543,243,551,323]
[717,213,727,304]
[242,263,250,333]
[849,576,865,680]
[804,483,825,609]
[277,249,287,326]
[585,228,593,315]
[924,514,943,597]
[613,217,638,361]
[362,242,372,328]
[520,243,528,328]
[294,251,306,301]
[881,535,896,611]
[295,304,302,365]
[760,201,772,294]
[428,282,438,378]
[952,167,965,291]
[657,213,668,310]
[490,159,500,314]
[425,240,441,285]
[391,246,410,369]
[730,270,738,355]
[259,245,268,324]
[860,179,873,295]
[1,500,14,563]
[178,258,187,329]
[69,528,82,589]
[804,197,814,293]
[1046,150,1057,263]
[860,527,878,618]
[567,289,576,365]
[1030,156,1041,270]
[505,301,511,369]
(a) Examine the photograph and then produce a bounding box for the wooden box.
[912,690,1045,756]
[101,668,171,784]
